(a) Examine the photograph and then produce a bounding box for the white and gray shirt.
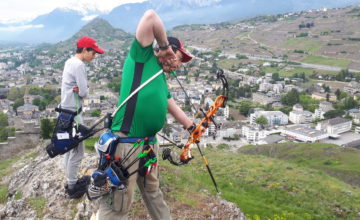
[61,56,89,111]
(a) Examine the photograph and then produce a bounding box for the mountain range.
[0,0,360,44]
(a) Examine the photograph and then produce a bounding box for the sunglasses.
[170,44,178,52]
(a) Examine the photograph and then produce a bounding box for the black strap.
[55,106,82,116]
[120,62,144,134]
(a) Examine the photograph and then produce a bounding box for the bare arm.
[168,98,193,129]
[135,10,176,65]
[136,9,169,48]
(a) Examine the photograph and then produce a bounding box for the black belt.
[118,136,156,143]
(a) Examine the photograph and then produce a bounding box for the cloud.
[81,15,99,21]
[0,0,146,24]
[0,24,44,32]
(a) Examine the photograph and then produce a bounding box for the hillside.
[170,5,360,70]
[1,141,360,219]
[43,18,133,53]
[0,141,243,220]
[238,142,360,187]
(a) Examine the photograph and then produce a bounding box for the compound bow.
[162,69,228,193]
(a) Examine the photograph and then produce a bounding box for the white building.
[348,109,360,124]
[250,111,288,127]
[289,105,313,124]
[273,84,283,94]
[282,125,329,142]
[219,127,238,138]
[292,104,303,111]
[223,105,230,119]
[259,83,273,92]
[314,101,334,120]
[242,125,267,143]
[84,95,101,106]
[316,117,352,135]
[289,110,313,124]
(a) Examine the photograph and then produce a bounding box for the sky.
[0,0,146,24]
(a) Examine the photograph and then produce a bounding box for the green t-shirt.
[111,39,170,137]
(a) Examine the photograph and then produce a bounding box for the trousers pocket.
[109,186,128,212]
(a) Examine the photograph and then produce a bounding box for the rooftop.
[325,117,352,126]
[283,125,327,138]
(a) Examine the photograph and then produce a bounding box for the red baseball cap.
[77,36,105,54]
[168,37,192,63]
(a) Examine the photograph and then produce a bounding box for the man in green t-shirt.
[97,10,195,219]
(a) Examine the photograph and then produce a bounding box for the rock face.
[0,140,246,220]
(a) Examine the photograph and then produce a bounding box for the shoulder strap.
[87,69,164,131]
[111,69,164,118]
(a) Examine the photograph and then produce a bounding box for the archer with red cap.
[61,36,105,199]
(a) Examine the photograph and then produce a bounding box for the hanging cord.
[74,92,80,130]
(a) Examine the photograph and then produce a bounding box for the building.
[348,109,360,124]
[16,104,40,120]
[292,104,303,111]
[319,101,334,112]
[223,105,230,119]
[252,92,280,105]
[250,110,288,127]
[314,101,334,120]
[24,94,43,105]
[344,81,360,96]
[289,110,313,124]
[281,125,329,142]
[259,83,273,92]
[316,117,352,135]
[242,125,267,143]
[84,95,101,106]
[289,104,313,124]
[284,85,303,93]
[273,84,284,94]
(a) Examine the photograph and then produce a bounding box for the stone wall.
[0,122,40,160]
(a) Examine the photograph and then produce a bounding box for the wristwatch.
[158,44,170,50]
[184,123,196,133]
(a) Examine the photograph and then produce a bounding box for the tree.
[335,89,341,100]
[272,72,280,81]
[210,63,218,74]
[162,121,173,137]
[91,109,101,117]
[322,84,330,93]
[0,112,8,127]
[40,118,54,139]
[339,91,348,100]
[107,77,121,93]
[326,93,330,101]
[239,101,252,116]
[281,89,300,106]
[13,98,24,111]
[344,97,358,110]
[324,109,345,119]
[32,98,46,111]
[335,69,351,81]
[0,128,8,142]
[7,87,23,101]
[256,116,268,128]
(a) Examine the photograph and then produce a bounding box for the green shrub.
[0,185,8,203]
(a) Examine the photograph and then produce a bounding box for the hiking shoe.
[66,175,91,199]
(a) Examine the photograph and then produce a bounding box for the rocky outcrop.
[0,140,246,220]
